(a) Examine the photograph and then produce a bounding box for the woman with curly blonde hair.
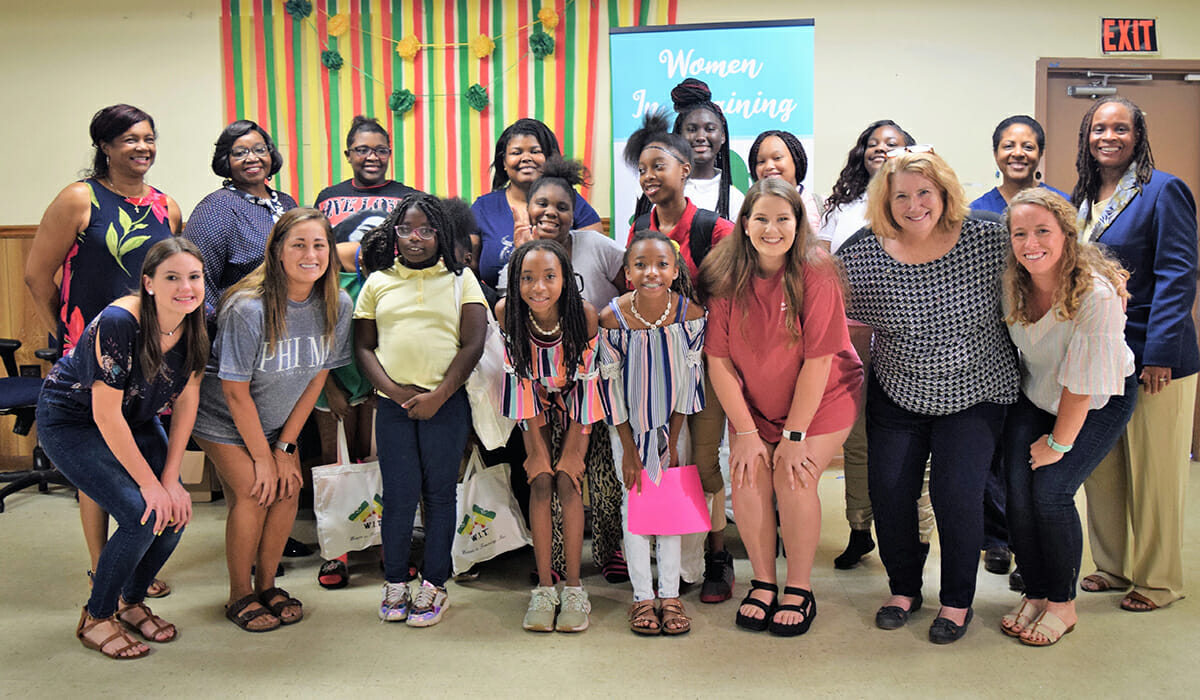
[999,188,1136,646]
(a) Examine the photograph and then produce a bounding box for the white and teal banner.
[610,19,815,230]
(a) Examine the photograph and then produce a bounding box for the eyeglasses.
[230,144,270,160]
[350,145,392,158]
[395,225,437,240]
[886,144,936,159]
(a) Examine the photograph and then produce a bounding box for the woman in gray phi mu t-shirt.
[192,208,352,632]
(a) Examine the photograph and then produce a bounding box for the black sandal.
[769,586,816,637]
[224,594,280,633]
[735,580,778,632]
[318,558,349,590]
[258,587,303,625]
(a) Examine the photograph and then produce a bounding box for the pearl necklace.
[630,290,672,329]
[527,310,561,337]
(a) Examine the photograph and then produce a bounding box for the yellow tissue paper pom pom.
[396,34,420,60]
[327,13,349,37]
[538,7,559,31]
[469,34,495,59]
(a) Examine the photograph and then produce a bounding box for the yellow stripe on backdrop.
[223,0,677,206]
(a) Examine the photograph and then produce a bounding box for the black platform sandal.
[769,586,816,637]
[735,579,778,632]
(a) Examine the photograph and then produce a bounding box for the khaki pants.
[1084,374,1195,606]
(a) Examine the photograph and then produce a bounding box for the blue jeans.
[866,373,1006,608]
[1003,376,1137,602]
[36,395,184,618]
[376,390,470,588]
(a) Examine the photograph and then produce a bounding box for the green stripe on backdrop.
[563,0,576,159]
[638,1,649,26]
[361,0,374,119]
[491,1,503,190]
[230,0,245,116]
[532,0,543,124]
[391,5,404,184]
[262,0,280,146]
[457,0,472,201]
[327,0,341,186]
[423,4,436,194]
[292,13,306,202]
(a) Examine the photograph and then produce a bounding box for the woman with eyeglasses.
[184,120,298,316]
[25,104,181,604]
[314,115,419,240]
[837,148,1018,644]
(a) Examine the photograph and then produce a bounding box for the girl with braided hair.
[748,129,824,243]
[355,193,488,627]
[497,239,604,632]
[669,78,744,219]
[820,120,915,254]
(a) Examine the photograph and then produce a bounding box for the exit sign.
[1101,18,1158,54]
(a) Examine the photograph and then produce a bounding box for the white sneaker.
[406,580,449,627]
[523,586,558,632]
[379,582,409,622]
[556,586,591,632]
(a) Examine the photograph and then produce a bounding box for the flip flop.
[318,558,349,590]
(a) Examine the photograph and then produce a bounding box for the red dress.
[704,259,863,442]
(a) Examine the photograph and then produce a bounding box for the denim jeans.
[376,390,470,588]
[1004,375,1137,602]
[36,395,184,618]
[865,373,1006,608]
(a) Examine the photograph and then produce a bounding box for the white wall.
[2,0,1198,224]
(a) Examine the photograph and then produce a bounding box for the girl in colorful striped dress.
[598,231,707,636]
[497,239,604,633]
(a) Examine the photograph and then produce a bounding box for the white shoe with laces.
[556,586,591,632]
[379,581,410,622]
[406,580,449,627]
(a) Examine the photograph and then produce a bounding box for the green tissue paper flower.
[529,29,554,58]
[390,89,415,115]
[465,84,489,111]
[284,0,312,19]
[321,50,343,70]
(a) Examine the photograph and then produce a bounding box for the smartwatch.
[781,429,807,442]
[274,440,298,454]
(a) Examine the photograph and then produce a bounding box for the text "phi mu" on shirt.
[258,335,334,372]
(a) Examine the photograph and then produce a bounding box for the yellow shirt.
[353,260,486,391]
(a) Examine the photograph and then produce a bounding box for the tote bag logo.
[348,494,384,529]
[457,504,497,541]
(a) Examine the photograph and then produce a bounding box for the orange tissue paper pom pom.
[538,7,559,31]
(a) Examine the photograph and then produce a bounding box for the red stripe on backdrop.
[443,0,458,197]
[668,0,676,24]
[350,2,363,117]
[477,2,490,198]
[318,9,332,176]
[283,16,300,198]
[582,0,598,200]
[553,0,566,155]
[380,1,393,183]
[413,1,426,192]
[221,0,237,124]
[253,4,269,126]
[517,1,529,121]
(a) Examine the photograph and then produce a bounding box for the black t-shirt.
[313,179,419,240]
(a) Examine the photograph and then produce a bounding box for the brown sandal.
[117,600,177,643]
[659,598,691,636]
[1120,591,1160,612]
[225,593,281,632]
[1080,574,1115,593]
[259,587,304,625]
[628,599,661,635]
[145,578,172,598]
[76,607,150,660]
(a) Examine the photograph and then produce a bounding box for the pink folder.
[627,464,712,536]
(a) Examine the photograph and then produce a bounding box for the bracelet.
[1046,434,1073,453]
[735,428,759,436]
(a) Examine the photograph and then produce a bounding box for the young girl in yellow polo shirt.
[354,194,488,627]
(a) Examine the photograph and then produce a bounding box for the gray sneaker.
[523,586,558,632]
[555,586,591,632]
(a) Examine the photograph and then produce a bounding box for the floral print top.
[42,305,191,426]
[59,179,174,350]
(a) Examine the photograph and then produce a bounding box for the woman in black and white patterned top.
[837,149,1018,645]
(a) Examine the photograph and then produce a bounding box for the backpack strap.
[689,208,719,265]
[633,212,652,233]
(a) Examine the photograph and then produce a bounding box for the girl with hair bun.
[670,78,743,219]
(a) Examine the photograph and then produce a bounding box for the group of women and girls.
[24,72,1196,658]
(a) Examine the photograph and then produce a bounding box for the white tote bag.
[312,422,384,560]
[452,447,532,574]
[455,274,516,450]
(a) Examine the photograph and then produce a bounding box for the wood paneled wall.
[0,227,47,470]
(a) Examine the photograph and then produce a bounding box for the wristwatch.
[274,440,298,454]
[781,429,807,442]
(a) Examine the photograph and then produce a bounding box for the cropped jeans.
[376,390,470,589]
[36,395,184,619]
[1003,376,1137,602]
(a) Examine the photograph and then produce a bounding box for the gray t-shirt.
[498,229,625,309]
[193,289,354,444]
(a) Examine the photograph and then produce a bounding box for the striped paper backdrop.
[221,0,677,206]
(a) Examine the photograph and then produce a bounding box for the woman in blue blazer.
[1072,96,1198,612]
